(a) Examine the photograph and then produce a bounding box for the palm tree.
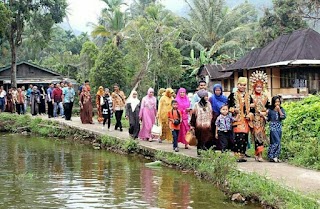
[183,0,258,60]
[90,0,128,46]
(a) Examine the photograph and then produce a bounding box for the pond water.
[0,134,259,209]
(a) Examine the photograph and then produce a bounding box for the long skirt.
[268,130,282,159]
[160,121,173,142]
[139,109,156,140]
[178,119,189,145]
[5,100,14,113]
[234,133,248,155]
[39,98,46,114]
[195,126,214,154]
[80,102,93,124]
[97,104,103,123]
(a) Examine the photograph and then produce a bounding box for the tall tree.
[90,0,127,47]
[129,0,156,17]
[258,0,308,46]
[90,42,127,91]
[4,0,67,87]
[182,0,258,59]
[79,41,99,82]
[0,2,10,42]
[124,4,182,92]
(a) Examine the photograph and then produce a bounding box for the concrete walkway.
[40,115,320,199]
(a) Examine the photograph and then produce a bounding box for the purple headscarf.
[210,84,228,113]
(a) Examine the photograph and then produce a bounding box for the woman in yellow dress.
[157,88,174,142]
[96,86,104,123]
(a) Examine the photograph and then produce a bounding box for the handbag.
[186,128,197,146]
[151,121,162,136]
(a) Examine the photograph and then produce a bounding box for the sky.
[63,0,187,34]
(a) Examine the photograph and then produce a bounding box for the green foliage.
[78,41,99,82]
[281,95,320,170]
[100,135,138,153]
[227,171,318,209]
[0,3,10,41]
[90,42,127,91]
[183,0,258,60]
[5,0,68,87]
[258,0,308,46]
[155,149,319,209]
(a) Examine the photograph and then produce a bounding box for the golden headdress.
[238,77,247,84]
[250,71,268,91]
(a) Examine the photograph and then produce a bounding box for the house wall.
[231,68,310,99]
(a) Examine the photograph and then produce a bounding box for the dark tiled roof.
[226,28,320,71]
[198,64,233,79]
[0,61,62,76]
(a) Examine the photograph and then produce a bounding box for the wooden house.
[223,28,320,99]
[0,61,77,90]
[197,64,233,95]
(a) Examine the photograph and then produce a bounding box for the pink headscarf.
[144,87,156,105]
[176,88,190,119]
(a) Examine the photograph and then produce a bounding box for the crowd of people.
[0,71,286,163]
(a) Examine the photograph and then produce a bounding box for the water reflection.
[0,134,259,209]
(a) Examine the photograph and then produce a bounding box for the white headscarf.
[127,90,140,111]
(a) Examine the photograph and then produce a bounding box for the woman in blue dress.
[267,96,286,162]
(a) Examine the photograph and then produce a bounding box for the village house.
[0,61,77,90]
[196,64,233,95]
[222,28,320,99]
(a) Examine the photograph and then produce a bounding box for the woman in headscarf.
[139,88,157,141]
[125,90,141,139]
[30,86,40,116]
[176,88,191,149]
[209,84,228,150]
[101,88,113,130]
[157,88,174,142]
[80,86,94,124]
[190,89,213,155]
[156,88,166,110]
[39,85,47,115]
[96,86,104,123]
[5,88,14,113]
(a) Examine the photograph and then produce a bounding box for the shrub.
[281,95,320,170]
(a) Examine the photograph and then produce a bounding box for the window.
[280,68,319,91]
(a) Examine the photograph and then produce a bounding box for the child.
[101,88,113,131]
[168,100,182,152]
[215,104,239,152]
[267,96,286,163]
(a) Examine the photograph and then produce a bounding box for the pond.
[0,134,259,209]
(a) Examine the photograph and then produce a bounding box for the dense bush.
[281,95,320,170]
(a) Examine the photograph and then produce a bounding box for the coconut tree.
[90,0,128,47]
[183,0,258,60]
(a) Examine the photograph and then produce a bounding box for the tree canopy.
[0,0,318,93]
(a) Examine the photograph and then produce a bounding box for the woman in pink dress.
[138,88,157,141]
[176,88,191,149]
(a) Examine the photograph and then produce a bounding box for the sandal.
[237,158,247,163]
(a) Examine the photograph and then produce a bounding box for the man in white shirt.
[191,80,212,109]
[0,86,7,112]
